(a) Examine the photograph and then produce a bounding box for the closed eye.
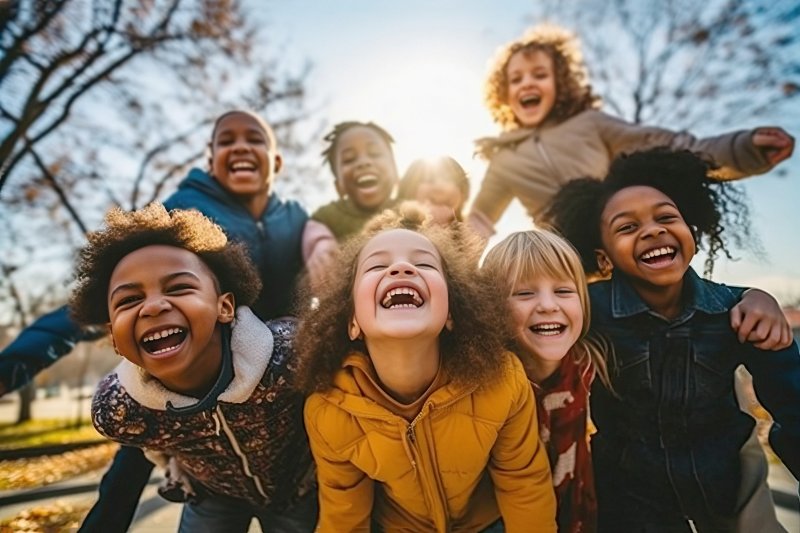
[167,284,195,293]
[615,222,636,233]
[113,295,141,308]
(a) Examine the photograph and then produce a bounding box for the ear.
[272,152,283,175]
[445,313,454,332]
[217,292,235,324]
[595,249,613,277]
[108,325,121,356]
[348,316,362,341]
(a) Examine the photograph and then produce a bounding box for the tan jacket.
[470,110,772,236]
[304,351,557,532]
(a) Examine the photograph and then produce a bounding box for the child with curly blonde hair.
[468,24,794,240]
[483,229,611,533]
[296,203,556,532]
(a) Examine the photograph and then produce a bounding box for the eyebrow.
[606,200,677,226]
[109,271,202,299]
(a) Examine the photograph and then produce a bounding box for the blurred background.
[1,0,798,530]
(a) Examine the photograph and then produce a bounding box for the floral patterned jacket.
[91,308,314,509]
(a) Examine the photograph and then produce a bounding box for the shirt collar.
[610,267,732,319]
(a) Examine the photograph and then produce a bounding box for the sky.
[260,0,800,303]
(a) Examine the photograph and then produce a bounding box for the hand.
[730,288,793,350]
[752,127,794,166]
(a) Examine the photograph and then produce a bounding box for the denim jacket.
[589,268,800,523]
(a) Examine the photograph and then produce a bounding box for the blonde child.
[312,121,399,240]
[398,155,470,225]
[71,204,316,533]
[469,24,794,241]
[296,203,557,532]
[483,229,610,533]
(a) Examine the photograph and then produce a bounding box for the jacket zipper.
[405,402,451,531]
[213,406,268,500]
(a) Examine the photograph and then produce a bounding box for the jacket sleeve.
[304,395,374,532]
[469,160,515,234]
[488,356,557,533]
[743,340,800,479]
[595,111,772,180]
[0,305,103,394]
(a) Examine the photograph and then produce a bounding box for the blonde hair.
[484,24,601,131]
[482,229,612,389]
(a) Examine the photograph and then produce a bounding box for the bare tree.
[528,0,800,134]
[0,0,323,418]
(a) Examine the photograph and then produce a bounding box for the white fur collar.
[115,307,273,410]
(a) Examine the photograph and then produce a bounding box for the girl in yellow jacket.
[296,203,557,532]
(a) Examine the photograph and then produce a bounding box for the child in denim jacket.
[546,148,800,532]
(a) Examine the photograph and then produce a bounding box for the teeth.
[142,328,183,343]
[357,174,378,185]
[381,287,423,309]
[641,246,675,260]
[231,162,255,171]
[520,94,541,105]
[530,323,565,336]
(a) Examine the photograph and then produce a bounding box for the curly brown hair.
[70,203,261,326]
[320,121,395,181]
[484,24,601,130]
[295,202,511,394]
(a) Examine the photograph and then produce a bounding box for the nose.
[232,137,250,152]
[535,292,559,312]
[641,221,667,239]
[389,262,416,277]
[139,295,171,317]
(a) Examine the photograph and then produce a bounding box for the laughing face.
[506,49,557,128]
[508,275,583,381]
[107,245,234,396]
[334,126,398,211]
[210,112,282,202]
[351,229,449,343]
[597,185,696,292]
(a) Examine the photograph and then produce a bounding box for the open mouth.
[520,94,542,108]
[640,246,677,266]
[356,174,380,189]
[529,323,566,336]
[230,161,257,173]
[381,287,424,309]
[140,327,187,355]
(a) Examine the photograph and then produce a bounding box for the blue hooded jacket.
[0,168,308,391]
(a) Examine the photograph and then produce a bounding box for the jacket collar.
[116,306,273,410]
[181,168,277,219]
[610,267,733,319]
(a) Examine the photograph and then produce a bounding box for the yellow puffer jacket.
[304,351,556,532]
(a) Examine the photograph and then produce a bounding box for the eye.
[167,283,194,293]
[365,264,386,272]
[416,263,438,270]
[513,289,534,297]
[615,222,636,233]
[556,287,576,295]
[113,295,141,309]
[657,214,679,223]
[247,135,265,144]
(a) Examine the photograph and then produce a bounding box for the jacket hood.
[115,306,273,410]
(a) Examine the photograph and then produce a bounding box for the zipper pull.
[406,424,415,444]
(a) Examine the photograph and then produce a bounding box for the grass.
[0,419,103,450]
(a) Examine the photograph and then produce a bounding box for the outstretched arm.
[0,305,104,395]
